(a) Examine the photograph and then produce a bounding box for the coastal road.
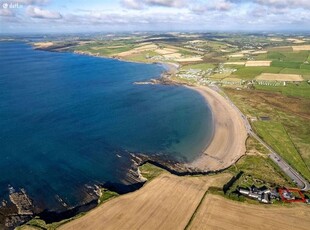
[211,85,310,191]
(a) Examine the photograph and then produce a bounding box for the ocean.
[0,41,213,213]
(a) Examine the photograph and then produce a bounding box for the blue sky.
[0,0,310,33]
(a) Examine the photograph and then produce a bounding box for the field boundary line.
[184,190,209,230]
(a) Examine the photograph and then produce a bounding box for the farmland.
[255,73,303,81]
[187,194,310,230]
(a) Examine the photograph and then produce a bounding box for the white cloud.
[256,0,310,9]
[191,0,233,14]
[121,0,144,10]
[145,0,186,7]
[26,6,62,19]
[121,0,187,10]
[0,8,15,17]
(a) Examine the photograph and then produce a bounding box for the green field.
[76,46,132,56]
[232,66,282,79]
[75,42,134,56]
[224,138,293,202]
[300,63,310,70]
[255,82,310,99]
[228,137,292,187]
[253,53,268,60]
[267,51,309,62]
[98,189,119,204]
[253,121,310,182]
[139,163,166,181]
[271,60,302,69]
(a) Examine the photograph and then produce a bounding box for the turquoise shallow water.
[0,42,213,211]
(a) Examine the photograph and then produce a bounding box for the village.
[176,64,304,87]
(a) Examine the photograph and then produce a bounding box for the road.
[210,85,310,191]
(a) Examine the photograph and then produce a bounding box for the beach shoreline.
[33,43,247,173]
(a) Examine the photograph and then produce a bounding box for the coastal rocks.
[130,153,192,176]
[9,188,33,216]
[131,152,231,177]
[133,78,160,85]
[133,77,183,86]
[0,186,34,229]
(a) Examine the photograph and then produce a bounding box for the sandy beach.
[185,85,247,172]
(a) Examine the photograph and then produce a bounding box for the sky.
[0,0,310,34]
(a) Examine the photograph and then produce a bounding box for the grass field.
[75,43,134,56]
[224,136,293,199]
[267,51,309,62]
[98,189,119,204]
[253,121,310,181]
[229,154,292,189]
[271,60,303,69]
[254,82,310,98]
[139,163,165,181]
[232,66,282,79]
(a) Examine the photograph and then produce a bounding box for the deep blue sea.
[0,42,213,212]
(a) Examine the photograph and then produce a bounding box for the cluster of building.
[238,186,310,204]
[238,186,278,204]
[176,64,237,85]
[184,41,206,52]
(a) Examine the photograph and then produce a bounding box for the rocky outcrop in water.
[0,187,34,229]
